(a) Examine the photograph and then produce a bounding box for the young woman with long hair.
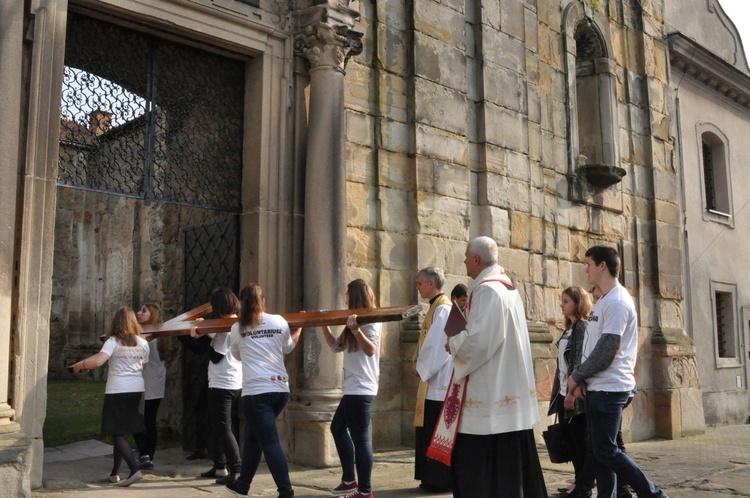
[133,303,166,470]
[225,283,302,498]
[71,307,149,487]
[318,279,381,498]
[190,287,243,485]
[548,286,595,498]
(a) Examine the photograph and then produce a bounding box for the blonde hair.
[562,286,593,330]
[106,307,142,347]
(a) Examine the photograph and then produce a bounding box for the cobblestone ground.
[34,424,750,497]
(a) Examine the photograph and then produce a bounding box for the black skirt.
[101,392,145,436]
[415,399,452,490]
[451,428,548,498]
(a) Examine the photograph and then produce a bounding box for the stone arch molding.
[562,1,614,61]
[695,121,730,152]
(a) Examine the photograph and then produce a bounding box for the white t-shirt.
[415,304,453,401]
[332,323,382,396]
[100,336,149,394]
[230,313,296,396]
[142,336,166,400]
[208,332,242,390]
[581,283,638,392]
[557,329,571,396]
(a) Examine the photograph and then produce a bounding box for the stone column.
[12,0,69,488]
[0,0,24,437]
[289,4,362,466]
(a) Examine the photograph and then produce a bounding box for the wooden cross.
[141,304,421,338]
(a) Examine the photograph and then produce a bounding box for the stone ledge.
[651,327,697,356]
[0,430,31,497]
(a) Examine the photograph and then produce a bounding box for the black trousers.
[209,387,242,469]
[134,398,160,459]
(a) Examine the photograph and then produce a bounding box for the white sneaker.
[117,471,144,487]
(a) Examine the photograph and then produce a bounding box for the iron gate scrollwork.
[59,12,245,212]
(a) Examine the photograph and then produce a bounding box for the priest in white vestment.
[446,236,548,498]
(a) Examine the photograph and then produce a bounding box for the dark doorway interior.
[50,10,246,450]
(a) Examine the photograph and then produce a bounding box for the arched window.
[701,132,729,214]
[697,125,733,226]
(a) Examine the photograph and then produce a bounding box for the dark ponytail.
[239,284,265,329]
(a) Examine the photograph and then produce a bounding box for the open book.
[444,300,467,337]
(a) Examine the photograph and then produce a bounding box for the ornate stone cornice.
[669,32,750,110]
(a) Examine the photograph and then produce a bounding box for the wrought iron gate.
[183,216,240,310]
[56,11,246,449]
[58,12,245,212]
[181,216,240,452]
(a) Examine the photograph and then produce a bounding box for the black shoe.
[568,489,593,498]
[137,455,154,470]
[186,449,208,460]
[200,466,228,478]
[215,472,236,485]
[226,481,249,498]
[277,490,294,498]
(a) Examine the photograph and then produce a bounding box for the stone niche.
[563,4,626,202]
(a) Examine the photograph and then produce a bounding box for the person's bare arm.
[72,352,110,373]
[347,315,377,357]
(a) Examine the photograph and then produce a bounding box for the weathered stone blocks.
[482,62,527,113]
[415,78,469,135]
[380,186,412,233]
[416,192,469,239]
[415,123,469,165]
[414,32,467,92]
[414,0,466,49]
[475,205,511,247]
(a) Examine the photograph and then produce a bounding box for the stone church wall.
[342,0,693,444]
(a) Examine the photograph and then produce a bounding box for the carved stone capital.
[294,22,363,73]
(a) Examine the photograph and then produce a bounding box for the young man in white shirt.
[567,245,668,498]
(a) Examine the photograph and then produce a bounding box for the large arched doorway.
[48,10,245,452]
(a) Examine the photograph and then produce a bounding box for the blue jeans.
[236,392,292,496]
[586,391,667,498]
[331,395,374,493]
